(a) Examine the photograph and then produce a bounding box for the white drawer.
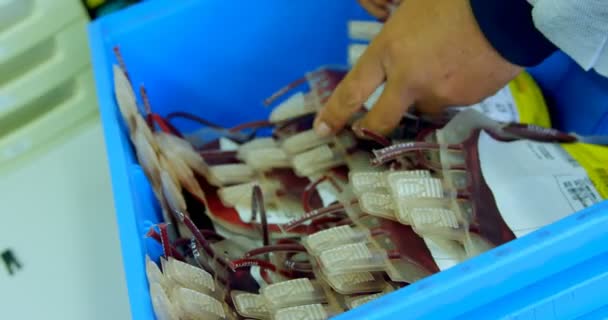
[0,19,91,121]
[0,68,98,168]
[0,0,86,63]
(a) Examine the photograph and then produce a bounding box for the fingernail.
[314,120,332,137]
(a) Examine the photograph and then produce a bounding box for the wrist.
[469,0,557,67]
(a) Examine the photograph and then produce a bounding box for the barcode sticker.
[478,132,603,237]
[557,176,602,211]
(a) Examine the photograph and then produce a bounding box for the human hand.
[315,0,523,136]
[357,0,400,21]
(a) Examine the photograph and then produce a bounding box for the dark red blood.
[461,130,517,246]
[198,150,241,165]
[195,173,310,235]
[460,126,577,245]
[503,123,578,143]
[266,169,323,209]
[273,114,315,140]
[308,69,348,105]
[378,219,440,274]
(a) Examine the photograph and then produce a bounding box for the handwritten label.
[1,249,22,276]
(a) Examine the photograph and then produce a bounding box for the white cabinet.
[0,0,86,62]
[0,0,97,169]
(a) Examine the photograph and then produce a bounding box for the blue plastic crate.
[88,1,608,319]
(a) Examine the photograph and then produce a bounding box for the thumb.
[314,45,385,137]
[353,76,415,136]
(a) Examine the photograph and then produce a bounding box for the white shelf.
[0,0,86,63]
[0,19,91,122]
[0,68,98,168]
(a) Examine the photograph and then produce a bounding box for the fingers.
[414,95,449,115]
[314,47,386,136]
[358,0,390,20]
[353,75,415,136]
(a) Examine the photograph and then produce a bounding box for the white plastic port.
[156,132,209,178]
[348,21,383,41]
[269,92,317,123]
[208,164,255,186]
[388,175,443,198]
[273,304,329,320]
[145,256,164,286]
[172,287,226,320]
[237,137,277,159]
[292,144,345,177]
[410,207,459,230]
[359,193,396,220]
[323,271,387,295]
[348,44,367,66]
[346,292,385,309]
[232,291,269,319]
[334,133,357,151]
[261,278,326,311]
[149,282,180,320]
[243,147,291,171]
[282,129,332,155]
[351,172,385,195]
[351,170,431,195]
[303,225,369,256]
[218,179,280,207]
[160,167,186,212]
[164,257,215,295]
[319,242,388,275]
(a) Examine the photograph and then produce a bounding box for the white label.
[478,131,602,237]
[235,204,294,225]
[454,86,519,123]
[423,238,459,271]
[219,137,239,151]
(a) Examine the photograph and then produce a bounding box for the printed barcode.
[561,178,601,209]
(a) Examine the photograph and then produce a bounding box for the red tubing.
[229,120,273,133]
[302,175,343,212]
[251,185,270,247]
[244,244,307,258]
[112,46,130,80]
[230,258,279,272]
[166,111,225,129]
[357,127,391,147]
[158,224,173,258]
[264,76,308,106]
[373,142,462,165]
[284,203,347,231]
[146,227,186,261]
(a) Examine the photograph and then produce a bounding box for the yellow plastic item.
[86,0,107,9]
[562,143,608,198]
[0,0,86,63]
[0,19,91,128]
[0,69,98,170]
[508,71,552,127]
